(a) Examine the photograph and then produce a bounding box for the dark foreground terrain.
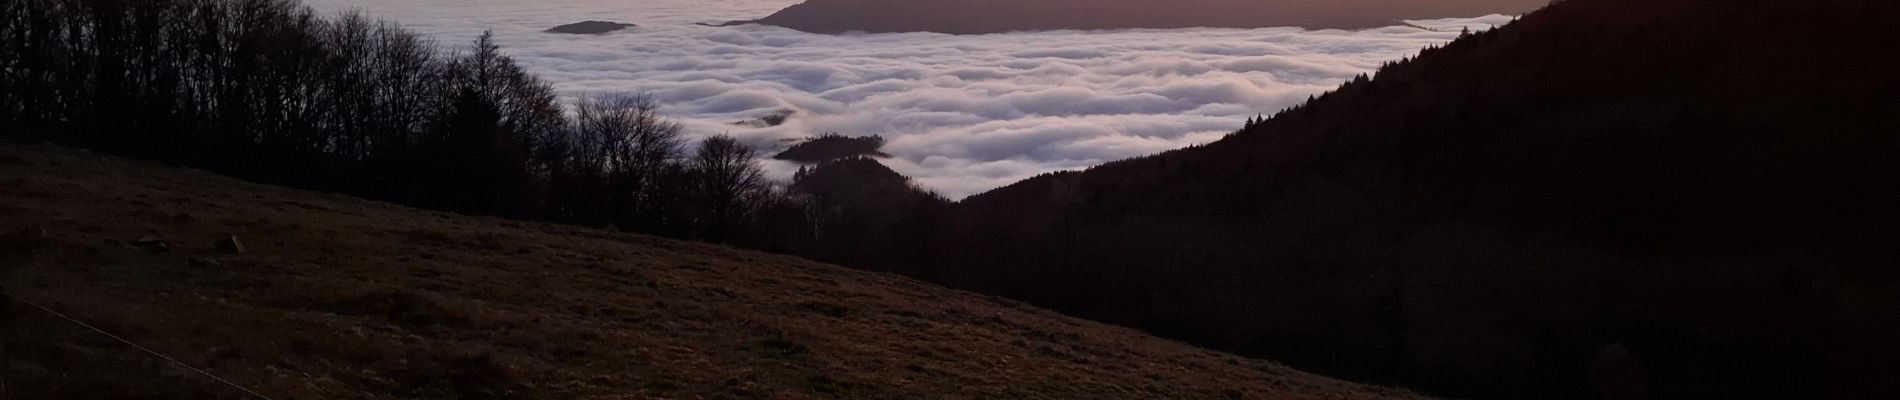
[0,144,1424,399]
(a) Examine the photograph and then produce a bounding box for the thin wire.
[0,290,275,400]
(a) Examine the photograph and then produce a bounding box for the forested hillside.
[890,0,1899,398]
[786,157,949,277]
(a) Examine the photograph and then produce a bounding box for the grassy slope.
[0,143,1424,399]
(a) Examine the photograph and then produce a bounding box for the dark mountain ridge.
[545,21,634,34]
[757,0,1549,34]
[796,0,1900,398]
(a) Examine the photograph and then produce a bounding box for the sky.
[301,0,1512,199]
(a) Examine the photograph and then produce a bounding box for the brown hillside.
[0,143,1426,399]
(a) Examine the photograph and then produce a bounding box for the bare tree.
[689,134,769,243]
[568,92,684,227]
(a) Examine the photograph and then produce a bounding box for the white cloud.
[303,0,1514,199]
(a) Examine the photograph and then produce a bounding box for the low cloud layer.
[306,0,1511,199]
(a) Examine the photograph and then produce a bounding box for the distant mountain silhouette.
[793,0,1900,398]
[546,21,635,34]
[756,0,1548,34]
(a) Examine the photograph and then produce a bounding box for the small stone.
[216,234,245,254]
[132,235,170,253]
[7,226,50,250]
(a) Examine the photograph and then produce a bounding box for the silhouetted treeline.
[0,0,806,247]
[772,133,888,163]
[786,157,950,275]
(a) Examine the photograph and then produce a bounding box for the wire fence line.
[0,289,275,400]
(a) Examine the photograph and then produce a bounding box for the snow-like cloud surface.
[303,0,1512,199]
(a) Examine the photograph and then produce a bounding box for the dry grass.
[0,143,1427,400]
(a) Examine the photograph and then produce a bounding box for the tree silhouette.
[0,0,805,252]
[688,135,770,243]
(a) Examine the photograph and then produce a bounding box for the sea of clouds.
[303,0,1513,199]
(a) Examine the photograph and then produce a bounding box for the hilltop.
[0,143,1426,399]
[755,0,1546,34]
[774,134,890,164]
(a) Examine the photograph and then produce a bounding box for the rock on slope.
[0,144,1425,399]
